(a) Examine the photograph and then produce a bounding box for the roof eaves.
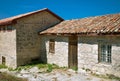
[39,32,120,36]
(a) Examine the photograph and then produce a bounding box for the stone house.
[0,8,120,77]
[39,14,120,77]
[0,8,63,68]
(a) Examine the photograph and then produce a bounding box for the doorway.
[68,36,78,69]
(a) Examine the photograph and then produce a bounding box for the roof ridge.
[0,8,48,20]
[65,13,120,21]
[0,8,64,26]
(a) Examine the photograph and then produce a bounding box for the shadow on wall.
[39,39,47,64]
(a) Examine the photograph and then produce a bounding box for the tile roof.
[40,14,120,35]
[0,8,64,26]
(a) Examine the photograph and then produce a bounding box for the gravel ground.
[0,67,118,81]
[17,69,102,81]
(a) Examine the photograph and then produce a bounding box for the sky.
[0,0,120,20]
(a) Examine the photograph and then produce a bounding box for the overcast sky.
[0,0,120,20]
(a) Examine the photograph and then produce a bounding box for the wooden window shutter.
[49,39,55,53]
[2,56,6,65]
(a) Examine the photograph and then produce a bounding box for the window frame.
[98,43,112,64]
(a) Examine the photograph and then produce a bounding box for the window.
[99,44,112,63]
[3,27,6,31]
[49,39,55,53]
[2,56,6,65]
[7,26,13,31]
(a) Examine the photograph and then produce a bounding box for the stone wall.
[15,11,61,66]
[40,36,68,67]
[78,36,120,77]
[0,26,17,68]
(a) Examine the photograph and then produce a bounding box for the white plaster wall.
[41,36,68,67]
[0,29,17,68]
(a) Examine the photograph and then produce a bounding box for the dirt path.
[16,68,113,81]
[0,67,117,81]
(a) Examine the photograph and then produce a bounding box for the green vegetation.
[0,63,67,81]
[7,63,61,72]
[47,64,53,72]
[37,64,48,69]
[37,63,60,72]
[72,66,78,71]
[1,63,119,81]
[0,64,7,69]
[14,65,32,71]
[0,62,67,72]
[0,72,27,81]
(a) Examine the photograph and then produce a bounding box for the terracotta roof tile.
[40,14,120,35]
[0,8,64,26]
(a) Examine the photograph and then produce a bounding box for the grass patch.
[37,63,61,72]
[8,67,15,71]
[51,64,60,69]
[15,65,32,71]
[11,63,61,72]
[13,64,37,71]
[72,66,78,71]
[4,63,65,73]
[0,72,27,81]
[0,64,7,69]
[37,64,48,69]
[47,64,53,72]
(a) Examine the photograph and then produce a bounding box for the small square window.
[98,44,112,63]
[49,39,55,53]
[0,28,2,31]
[3,27,6,31]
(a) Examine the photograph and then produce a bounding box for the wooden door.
[68,36,78,69]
